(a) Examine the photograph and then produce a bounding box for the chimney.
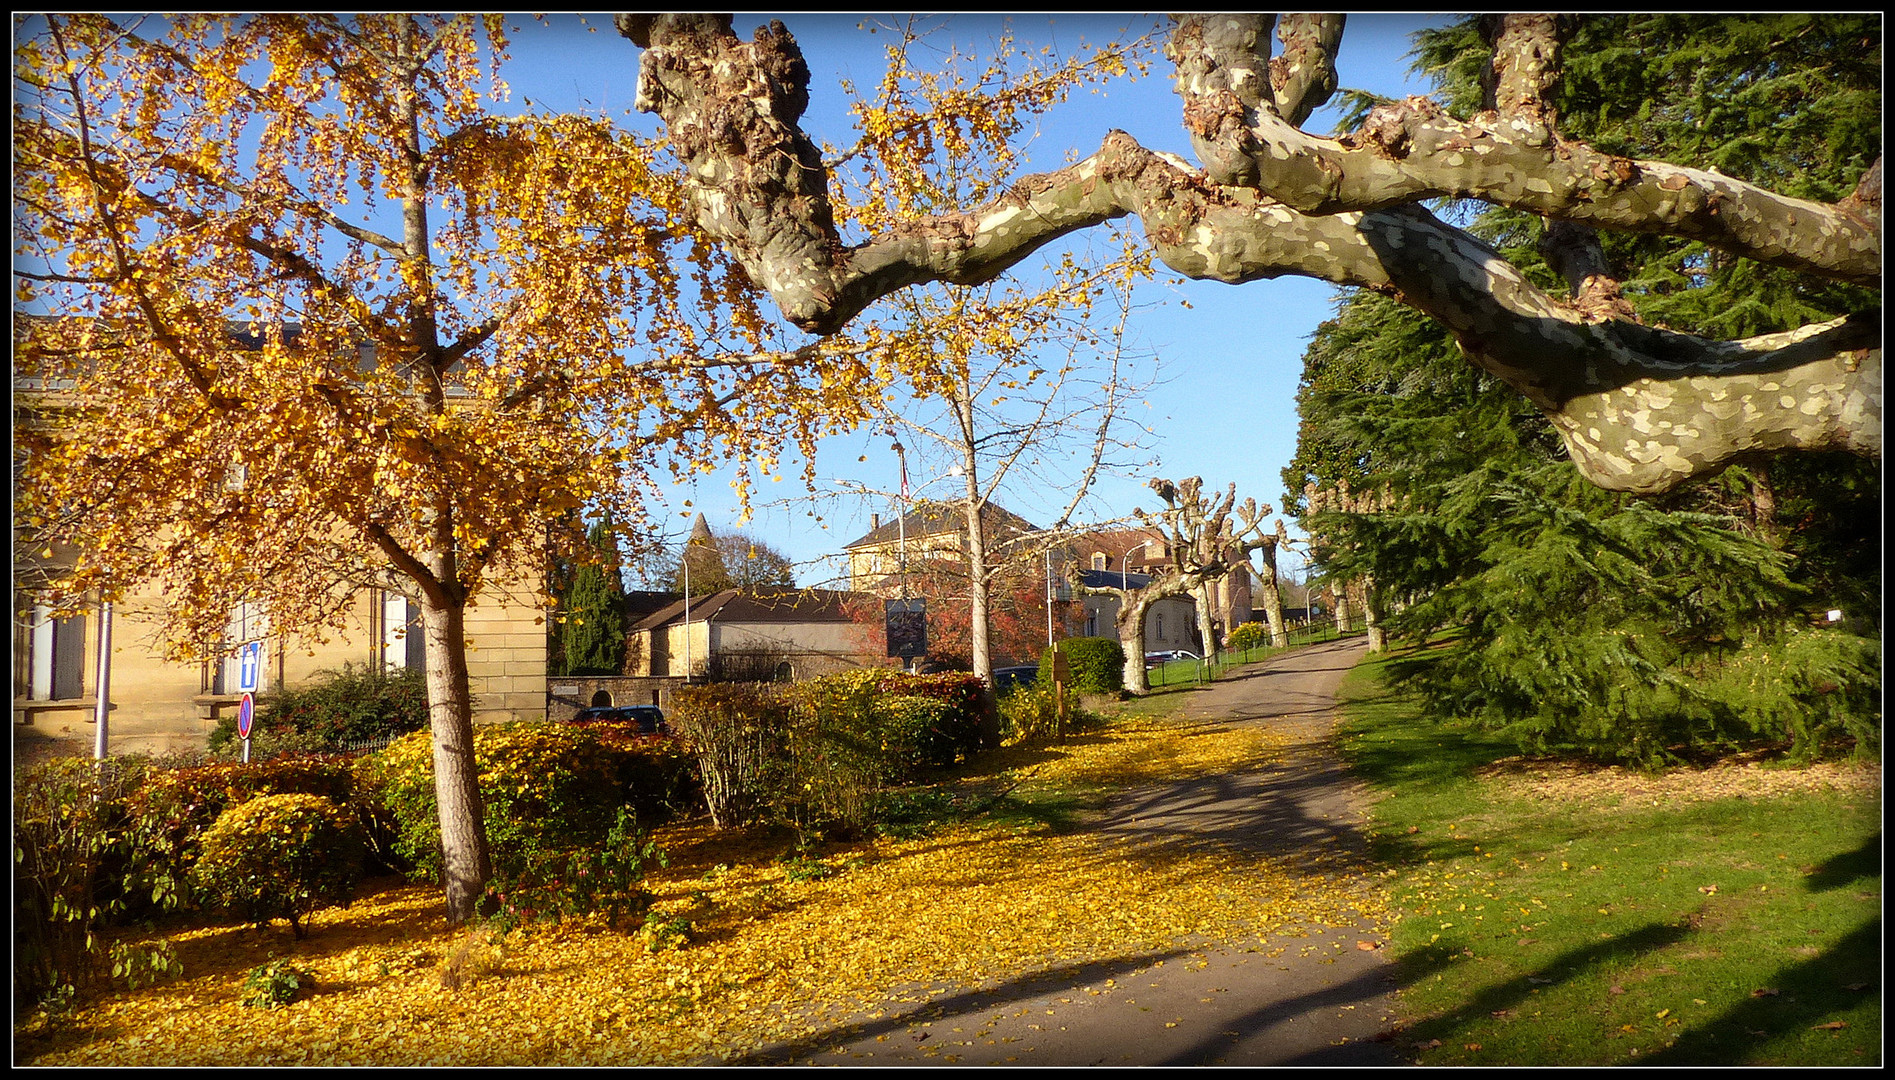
[871,513,880,529]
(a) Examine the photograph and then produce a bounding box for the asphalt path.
[742,636,1406,1066]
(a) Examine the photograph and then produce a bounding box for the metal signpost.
[238,640,261,763]
[238,693,255,763]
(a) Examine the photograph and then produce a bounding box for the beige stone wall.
[712,620,881,679]
[14,570,547,764]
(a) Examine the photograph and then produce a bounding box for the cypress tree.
[560,519,627,677]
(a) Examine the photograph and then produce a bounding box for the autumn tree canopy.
[616,13,1880,496]
[12,14,881,921]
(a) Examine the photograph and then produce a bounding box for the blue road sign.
[239,640,262,694]
[237,692,255,739]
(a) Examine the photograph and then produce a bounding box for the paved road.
[743,636,1406,1066]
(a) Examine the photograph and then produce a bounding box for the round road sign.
[237,692,255,739]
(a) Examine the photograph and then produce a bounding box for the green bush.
[1044,637,1125,695]
[484,807,665,933]
[876,694,968,775]
[190,793,365,938]
[996,682,1061,744]
[359,723,639,884]
[209,663,428,756]
[123,756,360,913]
[240,959,314,1008]
[12,757,168,1010]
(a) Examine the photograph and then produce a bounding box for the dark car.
[1144,649,1200,667]
[571,705,667,734]
[989,665,1039,695]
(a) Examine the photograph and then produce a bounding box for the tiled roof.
[632,587,866,631]
[842,501,1040,551]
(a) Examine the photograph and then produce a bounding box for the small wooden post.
[1051,647,1070,736]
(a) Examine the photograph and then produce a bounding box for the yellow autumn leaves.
[22,713,1388,1066]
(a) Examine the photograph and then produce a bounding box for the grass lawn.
[15,701,1383,1067]
[1335,650,1882,1066]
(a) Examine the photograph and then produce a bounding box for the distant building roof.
[842,500,1039,551]
[632,587,865,632]
[1075,567,1156,591]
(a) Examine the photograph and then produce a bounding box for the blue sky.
[28,14,1457,589]
[485,13,1459,588]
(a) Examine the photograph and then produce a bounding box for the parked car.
[1144,650,1200,667]
[989,665,1039,695]
[570,705,667,734]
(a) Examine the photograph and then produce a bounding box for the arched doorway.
[590,689,613,707]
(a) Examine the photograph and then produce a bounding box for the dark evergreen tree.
[559,519,628,677]
[1283,16,1880,765]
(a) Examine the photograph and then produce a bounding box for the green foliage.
[360,723,640,885]
[559,518,628,677]
[875,694,968,775]
[1291,15,1884,776]
[1289,287,1881,765]
[1412,15,1880,341]
[124,757,360,914]
[12,757,156,1010]
[664,683,793,830]
[1044,637,1125,695]
[209,663,428,756]
[240,960,314,1009]
[482,808,665,934]
[189,793,365,938]
[775,674,885,840]
[665,672,990,840]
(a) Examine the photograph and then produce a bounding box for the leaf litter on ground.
[19,711,1391,1066]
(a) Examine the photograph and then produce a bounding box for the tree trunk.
[1254,554,1288,648]
[1118,593,1154,694]
[418,588,493,924]
[1361,575,1387,653]
[1333,582,1355,634]
[1192,578,1220,662]
[961,486,994,685]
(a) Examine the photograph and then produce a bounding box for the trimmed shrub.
[209,663,427,756]
[190,793,365,938]
[1044,637,1125,695]
[876,694,970,775]
[996,682,1061,745]
[1226,621,1270,653]
[123,756,360,912]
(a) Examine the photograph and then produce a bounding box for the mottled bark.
[620,13,1881,496]
[1251,524,1290,648]
[1169,13,1879,286]
[1116,590,1158,695]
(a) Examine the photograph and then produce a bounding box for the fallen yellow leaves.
[18,715,1387,1066]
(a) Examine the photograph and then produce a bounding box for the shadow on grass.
[1392,919,1695,1056]
[1804,833,1881,892]
[1643,916,1882,1065]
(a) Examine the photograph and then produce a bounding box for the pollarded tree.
[12,15,882,922]
[1077,477,1275,693]
[617,13,1880,496]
